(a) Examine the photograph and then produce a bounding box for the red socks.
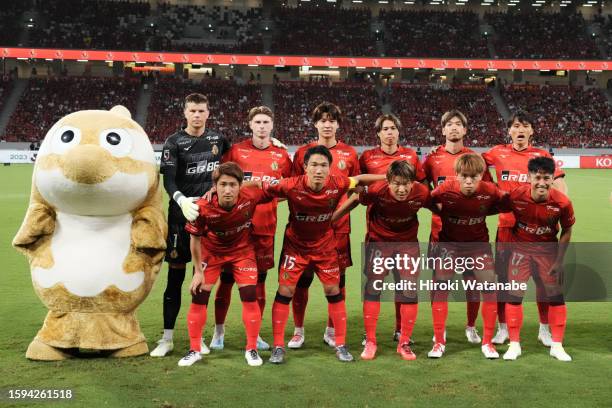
[481,301,498,345]
[399,303,418,344]
[214,281,233,325]
[291,286,309,328]
[505,303,523,342]
[394,302,402,332]
[363,300,381,344]
[272,300,290,347]
[549,304,567,343]
[242,301,261,350]
[187,303,207,352]
[327,279,346,328]
[256,281,266,318]
[467,300,480,327]
[431,301,448,344]
[328,300,347,346]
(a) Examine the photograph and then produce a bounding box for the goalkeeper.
[150,93,230,357]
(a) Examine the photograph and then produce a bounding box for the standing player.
[210,106,292,351]
[179,162,269,367]
[482,111,567,346]
[332,161,432,360]
[248,145,384,363]
[429,153,506,359]
[499,157,574,362]
[288,102,360,349]
[151,93,230,357]
[359,113,426,342]
[423,110,492,345]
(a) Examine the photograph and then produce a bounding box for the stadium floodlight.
[77,59,88,62]
[219,63,230,66]
[508,3,517,5]
[378,0,389,3]
[45,58,53,61]
[352,0,363,2]
[326,0,337,3]
[248,64,259,67]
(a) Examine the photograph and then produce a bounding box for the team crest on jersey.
[479,204,487,213]
[329,199,337,208]
[338,160,346,170]
[170,249,178,259]
[212,144,219,155]
[271,161,279,171]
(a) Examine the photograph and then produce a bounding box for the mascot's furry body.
[13,106,167,360]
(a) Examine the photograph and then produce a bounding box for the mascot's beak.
[62,144,116,185]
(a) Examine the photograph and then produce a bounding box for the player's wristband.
[348,177,358,190]
[173,191,185,204]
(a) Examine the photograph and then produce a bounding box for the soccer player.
[359,114,426,342]
[429,153,506,359]
[248,145,384,363]
[209,106,292,351]
[482,111,568,346]
[424,110,492,345]
[152,93,230,357]
[332,160,432,360]
[178,162,270,367]
[288,102,360,349]
[500,157,574,362]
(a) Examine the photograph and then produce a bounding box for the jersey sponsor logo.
[500,170,528,183]
[379,215,414,223]
[325,189,339,195]
[295,212,333,222]
[206,134,220,141]
[517,222,553,235]
[448,215,485,225]
[321,267,340,274]
[186,160,220,175]
[476,195,491,200]
[237,201,251,210]
[546,205,561,212]
[213,221,252,236]
[244,171,278,182]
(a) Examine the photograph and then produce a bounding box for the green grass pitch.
[0,165,611,408]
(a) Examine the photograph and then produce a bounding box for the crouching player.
[179,162,270,367]
[429,153,507,359]
[247,145,384,363]
[501,157,575,362]
[332,160,432,360]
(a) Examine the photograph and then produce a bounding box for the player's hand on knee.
[190,272,204,295]
[177,196,200,222]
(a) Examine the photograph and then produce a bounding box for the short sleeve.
[560,200,576,229]
[291,148,305,176]
[414,158,426,182]
[482,148,495,167]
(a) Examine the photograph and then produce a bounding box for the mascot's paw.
[26,339,72,361]
[109,341,148,358]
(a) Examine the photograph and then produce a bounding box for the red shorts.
[507,249,559,286]
[433,244,494,280]
[278,243,340,287]
[202,250,258,286]
[335,232,352,269]
[253,234,274,272]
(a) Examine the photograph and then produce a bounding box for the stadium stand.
[485,11,601,60]
[502,84,612,148]
[3,76,140,142]
[270,5,377,57]
[145,77,263,144]
[389,83,507,147]
[272,80,381,145]
[380,10,489,58]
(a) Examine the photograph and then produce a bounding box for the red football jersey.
[222,139,292,236]
[359,146,426,181]
[424,145,493,240]
[431,180,506,242]
[482,144,565,228]
[503,185,575,243]
[291,141,360,234]
[185,187,269,254]
[262,174,351,253]
[359,181,431,242]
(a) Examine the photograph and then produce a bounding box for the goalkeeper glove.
[173,192,200,222]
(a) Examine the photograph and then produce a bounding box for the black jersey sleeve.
[160,135,181,200]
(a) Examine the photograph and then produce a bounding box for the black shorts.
[165,210,191,264]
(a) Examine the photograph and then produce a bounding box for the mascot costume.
[13,106,167,360]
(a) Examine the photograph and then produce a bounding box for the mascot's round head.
[34,106,158,216]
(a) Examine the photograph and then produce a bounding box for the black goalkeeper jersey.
[160,128,230,214]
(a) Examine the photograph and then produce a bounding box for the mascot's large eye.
[51,125,81,154]
[106,132,121,145]
[99,129,132,157]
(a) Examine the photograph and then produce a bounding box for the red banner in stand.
[2,47,612,71]
[579,156,612,169]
